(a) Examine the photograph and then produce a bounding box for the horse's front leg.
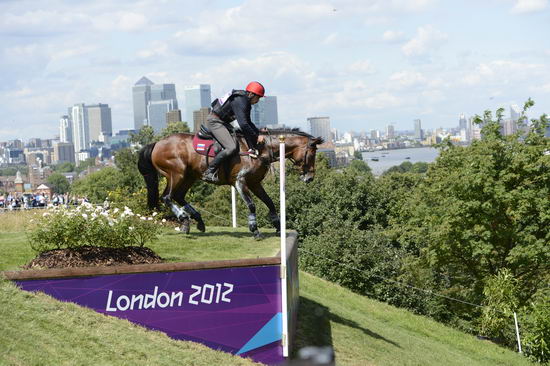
[249,183,280,233]
[235,179,261,240]
[162,195,191,234]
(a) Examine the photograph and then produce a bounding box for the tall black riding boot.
[202,152,227,183]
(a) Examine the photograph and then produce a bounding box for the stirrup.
[202,169,219,183]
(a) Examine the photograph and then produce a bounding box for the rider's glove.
[248,148,259,159]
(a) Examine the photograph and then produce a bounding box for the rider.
[202,81,265,182]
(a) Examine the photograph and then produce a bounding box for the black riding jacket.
[211,90,260,149]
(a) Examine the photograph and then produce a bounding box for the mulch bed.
[24,246,164,269]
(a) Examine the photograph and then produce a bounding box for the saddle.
[192,125,218,157]
[192,125,257,158]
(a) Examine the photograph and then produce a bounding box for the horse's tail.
[137,143,159,210]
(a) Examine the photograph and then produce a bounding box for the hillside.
[0,213,532,365]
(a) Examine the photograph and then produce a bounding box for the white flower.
[152,212,158,217]
[140,217,146,220]
[162,219,166,223]
[113,208,120,214]
[82,213,88,219]
[129,226,134,231]
[42,213,49,217]
[147,217,153,221]
[175,227,181,231]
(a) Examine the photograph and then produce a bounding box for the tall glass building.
[251,96,278,128]
[308,116,331,143]
[71,103,89,160]
[87,103,112,142]
[132,77,178,130]
[184,84,211,131]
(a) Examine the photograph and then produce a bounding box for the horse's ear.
[313,137,324,146]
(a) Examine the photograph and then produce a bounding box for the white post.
[231,186,237,228]
[279,135,289,357]
[514,312,522,353]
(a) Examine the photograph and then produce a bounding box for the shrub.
[27,203,161,253]
[523,291,550,364]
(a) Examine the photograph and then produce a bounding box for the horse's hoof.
[253,231,262,241]
[197,220,206,233]
[181,220,190,234]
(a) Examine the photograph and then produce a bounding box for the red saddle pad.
[192,134,216,157]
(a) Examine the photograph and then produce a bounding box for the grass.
[0,211,533,365]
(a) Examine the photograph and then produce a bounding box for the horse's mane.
[261,128,313,138]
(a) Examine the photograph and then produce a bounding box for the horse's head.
[290,135,324,183]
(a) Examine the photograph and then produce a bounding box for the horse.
[137,129,324,239]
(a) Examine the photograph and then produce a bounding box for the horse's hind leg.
[172,179,206,233]
[249,183,280,233]
[160,174,192,234]
[235,179,261,240]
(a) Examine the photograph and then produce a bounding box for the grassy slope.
[0,211,532,365]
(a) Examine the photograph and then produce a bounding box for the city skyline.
[1,0,549,141]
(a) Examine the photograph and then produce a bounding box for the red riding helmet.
[245,81,265,97]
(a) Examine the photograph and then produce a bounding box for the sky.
[0,0,549,141]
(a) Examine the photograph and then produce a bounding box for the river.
[361,147,440,176]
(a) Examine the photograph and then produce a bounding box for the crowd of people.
[0,193,89,211]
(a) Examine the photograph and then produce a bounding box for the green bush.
[481,269,520,346]
[523,292,550,364]
[27,203,161,253]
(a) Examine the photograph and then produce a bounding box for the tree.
[46,173,70,194]
[129,126,155,146]
[52,162,75,173]
[347,159,371,173]
[70,167,124,203]
[158,121,190,140]
[391,101,550,310]
[75,158,96,174]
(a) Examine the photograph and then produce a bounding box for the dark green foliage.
[523,290,550,364]
[481,269,520,346]
[347,159,371,173]
[51,162,75,173]
[299,221,402,296]
[70,167,124,203]
[46,172,70,194]
[157,121,190,140]
[75,158,96,173]
[0,165,26,176]
[383,161,429,175]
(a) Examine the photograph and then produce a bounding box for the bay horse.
[137,129,324,239]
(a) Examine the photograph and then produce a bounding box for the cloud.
[510,0,548,14]
[462,60,545,85]
[402,25,447,57]
[389,71,427,88]
[92,12,148,32]
[349,60,376,74]
[382,30,406,43]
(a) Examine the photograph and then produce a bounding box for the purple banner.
[16,265,283,365]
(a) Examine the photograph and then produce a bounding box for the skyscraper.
[132,76,154,130]
[414,119,423,140]
[510,104,521,121]
[59,115,72,143]
[459,113,467,130]
[184,85,211,131]
[71,103,89,158]
[251,96,279,127]
[132,77,179,130]
[87,103,112,142]
[386,124,395,139]
[308,117,331,142]
[148,100,176,133]
[193,107,210,132]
